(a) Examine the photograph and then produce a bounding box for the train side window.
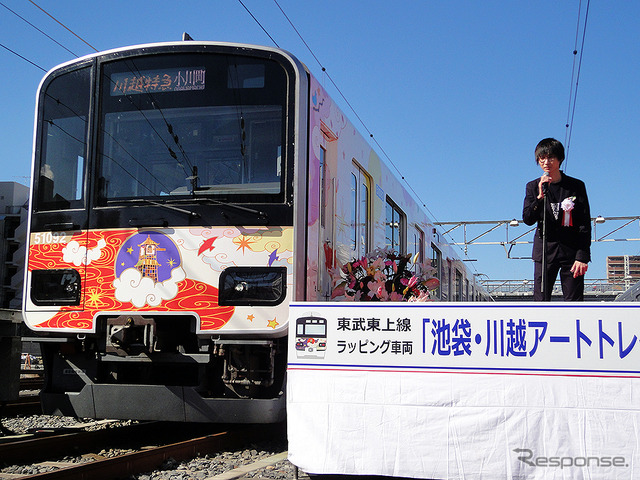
[350,174,356,252]
[442,260,450,301]
[350,163,370,258]
[320,146,326,228]
[431,244,442,299]
[410,226,425,272]
[455,269,463,301]
[385,197,405,253]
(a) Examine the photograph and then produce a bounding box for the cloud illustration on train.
[113,266,186,308]
[63,239,107,266]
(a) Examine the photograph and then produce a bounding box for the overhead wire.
[267,1,441,220]
[563,0,591,170]
[0,42,46,71]
[0,1,78,57]
[237,0,280,48]
[27,0,98,52]
[248,0,477,266]
[13,0,198,192]
[1,9,180,196]
[267,0,595,276]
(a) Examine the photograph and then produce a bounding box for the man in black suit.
[522,138,591,301]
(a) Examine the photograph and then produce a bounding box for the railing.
[434,216,640,260]
[480,279,630,299]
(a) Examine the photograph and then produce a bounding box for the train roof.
[43,40,299,76]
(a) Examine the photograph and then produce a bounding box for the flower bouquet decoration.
[330,248,440,302]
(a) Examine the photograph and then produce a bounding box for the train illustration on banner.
[295,313,327,359]
[22,40,489,423]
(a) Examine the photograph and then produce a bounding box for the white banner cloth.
[287,302,640,479]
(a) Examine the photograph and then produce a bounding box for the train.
[22,41,490,423]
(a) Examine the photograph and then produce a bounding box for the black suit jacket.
[522,172,591,264]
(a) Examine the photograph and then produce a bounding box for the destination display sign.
[110,67,206,96]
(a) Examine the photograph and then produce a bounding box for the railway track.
[1,368,44,419]
[0,421,290,480]
[1,396,41,418]
[19,374,43,391]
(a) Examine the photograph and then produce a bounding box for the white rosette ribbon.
[561,196,576,226]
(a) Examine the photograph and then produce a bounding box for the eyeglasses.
[538,157,558,164]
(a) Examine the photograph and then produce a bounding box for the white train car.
[22,41,489,423]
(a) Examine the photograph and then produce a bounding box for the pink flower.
[331,249,440,302]
[331,283,346,299]
[402,276,418,295]
[389,291,404,302]
[371,257,384,271]
[376,285,390,301]
[368,280,386,294]
[408,291,432,302]
[401,275,418,288]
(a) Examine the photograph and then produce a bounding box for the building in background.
[607,255,640,289]
[0,182,29,310]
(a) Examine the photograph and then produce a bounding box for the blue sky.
[1,0,639,282]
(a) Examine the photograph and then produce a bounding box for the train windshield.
[98,53,287,202]
[36,66,91,211]
[296,317,327,337]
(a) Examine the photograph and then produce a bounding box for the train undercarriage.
[36,314,287,422]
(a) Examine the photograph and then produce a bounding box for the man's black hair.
[535,138,565,165]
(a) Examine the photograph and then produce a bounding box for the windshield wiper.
[107,197,268,222]
[185,197,268,220]
[108,198,201,218]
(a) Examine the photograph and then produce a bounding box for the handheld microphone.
[542,171,550,195]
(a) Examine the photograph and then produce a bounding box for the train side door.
[318,123,338,299]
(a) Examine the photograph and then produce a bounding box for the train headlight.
[219,267,287,306]
[31,269,81,306]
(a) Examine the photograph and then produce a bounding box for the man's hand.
[571,261,588,278]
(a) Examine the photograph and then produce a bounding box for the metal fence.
[480,279,629,300]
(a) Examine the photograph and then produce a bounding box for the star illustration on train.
[85,288,105,309]
[267,318,279,329]
[234,235,256,254]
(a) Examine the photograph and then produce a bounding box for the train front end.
[22,42,307,422]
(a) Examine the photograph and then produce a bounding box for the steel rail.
[17,424,282,480]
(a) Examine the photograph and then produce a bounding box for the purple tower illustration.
[135,235,166,282]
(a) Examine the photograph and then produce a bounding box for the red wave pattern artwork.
[30,229,234,330]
